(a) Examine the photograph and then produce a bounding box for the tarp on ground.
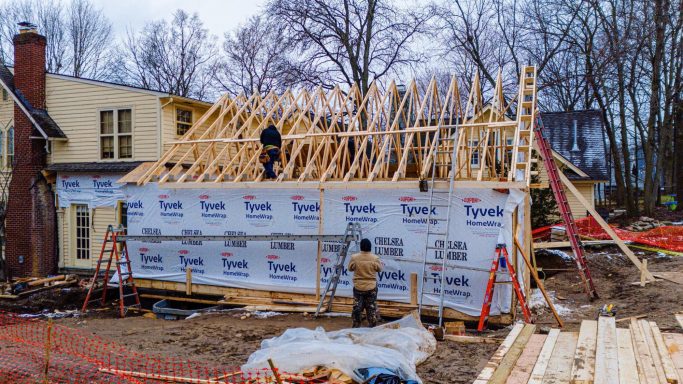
[122,184,527,316]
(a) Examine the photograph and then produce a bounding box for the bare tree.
[0,0,67,72]
[116,9,217,100]
[66,0,112,78]
[267,0,432,94]
[215,16,299,96]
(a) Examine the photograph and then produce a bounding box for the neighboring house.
[0,26,214,277]
[540,110,610,218]
[465,106,609,219]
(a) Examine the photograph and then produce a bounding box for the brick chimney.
[5,24,57,278]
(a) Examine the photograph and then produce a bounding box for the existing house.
[0,26,215,277]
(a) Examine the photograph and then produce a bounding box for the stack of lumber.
[474,317,683,383]
[0,275,78,299]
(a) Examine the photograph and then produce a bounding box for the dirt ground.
[1,247,682,383]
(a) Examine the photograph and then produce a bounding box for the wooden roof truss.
[136,66,539,187]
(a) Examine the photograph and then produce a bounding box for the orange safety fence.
[532,217,683,253]
[0,311,305,384]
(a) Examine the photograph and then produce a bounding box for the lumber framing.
[132,68,540,187]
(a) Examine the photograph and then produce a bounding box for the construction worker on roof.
[349,238,383,328]
[259,124,282,179]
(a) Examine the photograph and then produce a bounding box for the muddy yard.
[2,248,682,383]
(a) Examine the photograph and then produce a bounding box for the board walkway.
[474,316,683,384]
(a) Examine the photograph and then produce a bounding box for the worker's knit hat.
[360,238,372,252]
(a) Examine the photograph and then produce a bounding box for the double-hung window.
[176,108,193,136]
[75,204,90,260]
[100,109,133,159]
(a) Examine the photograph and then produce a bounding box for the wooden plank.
[444,334,503,344]
[594,317,619,384]
[664,333,683,381]
[533,240,615,249]
[559,171,655,281]
[632,318,666,383]
[473,323,526,384]
[489,324,537,384]
[640,319,669,383]
[529,329,561,384]
[649,322,680,383]
[410,273,418,306]
[571,320,598,384]
[542,331,579,384]
[653,272,683,285]
[616,328,640,384]
[506,334,547,384]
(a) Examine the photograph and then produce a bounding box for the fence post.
[43,318,53,383]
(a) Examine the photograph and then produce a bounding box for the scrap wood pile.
[241,312,435,384]
[0,274,78,299]
[474,315,683,383]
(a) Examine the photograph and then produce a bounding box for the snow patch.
[528,289,572,316]
[543,249,574,261]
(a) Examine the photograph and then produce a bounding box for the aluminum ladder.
[315,222,363,316]
[417,123,461,326]
[81,224,141,317]
[534,114,598,299]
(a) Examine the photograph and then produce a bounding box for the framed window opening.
[7,126,13,167]
[74,204,90,260]
[99,108,133,160]
[176,107,193,136]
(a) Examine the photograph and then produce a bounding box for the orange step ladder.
[534,114,598,299]
[81,225,140,317]
[477,243,532,331]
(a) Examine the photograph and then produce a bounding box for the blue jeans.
[263,148,279,179]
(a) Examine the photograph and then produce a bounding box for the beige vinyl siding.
[161,101,213,153]
[46,76,161,163]
[60,204,119,270]
[567,182,595,218]
[0,92,13,171]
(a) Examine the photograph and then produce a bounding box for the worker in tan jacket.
[348,238,383,327]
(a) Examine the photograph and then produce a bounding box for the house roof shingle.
[541,110,609,181]
[46,161,145,173]
[0,64,66,139]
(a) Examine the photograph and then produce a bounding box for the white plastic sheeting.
[241,313,436,383]
[122,184,526,316]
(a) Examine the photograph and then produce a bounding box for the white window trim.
[73,203,91,261]
[175,105,194,136]
[97,107,135,161]
[470,139,480,167]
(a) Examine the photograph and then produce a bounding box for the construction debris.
[0,274,78,299]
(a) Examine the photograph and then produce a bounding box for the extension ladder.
[477,244,532,331]
[534,114,598,299]
[417,122,461,326]
[81,224,141,317]
[315,222,363,316]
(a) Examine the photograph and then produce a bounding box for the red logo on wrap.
[199,194,209,200]
[178,250,189,255]
[321,258,331,263]
[266,255,279,260]
[291,195,304,201]
[462,197,481,203]
[158,194,169,199]
[221,252,233,257]
[93,175,101,179]
[61,175,69,179]
[342,196,357,201]
[139,247,149,252]
[430,265,443,271]
[243,195,255,200]
[399,196,415,202]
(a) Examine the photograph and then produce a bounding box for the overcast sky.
[94,0,267,39]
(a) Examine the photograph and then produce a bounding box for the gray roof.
[541,110,609,181]
[46,161,144,173]
[0,64,66,139]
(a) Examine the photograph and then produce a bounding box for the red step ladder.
[81,225,140,317]
[534,114,598,299]
[478,244,532,331]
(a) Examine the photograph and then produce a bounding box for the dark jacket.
[260,126,282,148]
